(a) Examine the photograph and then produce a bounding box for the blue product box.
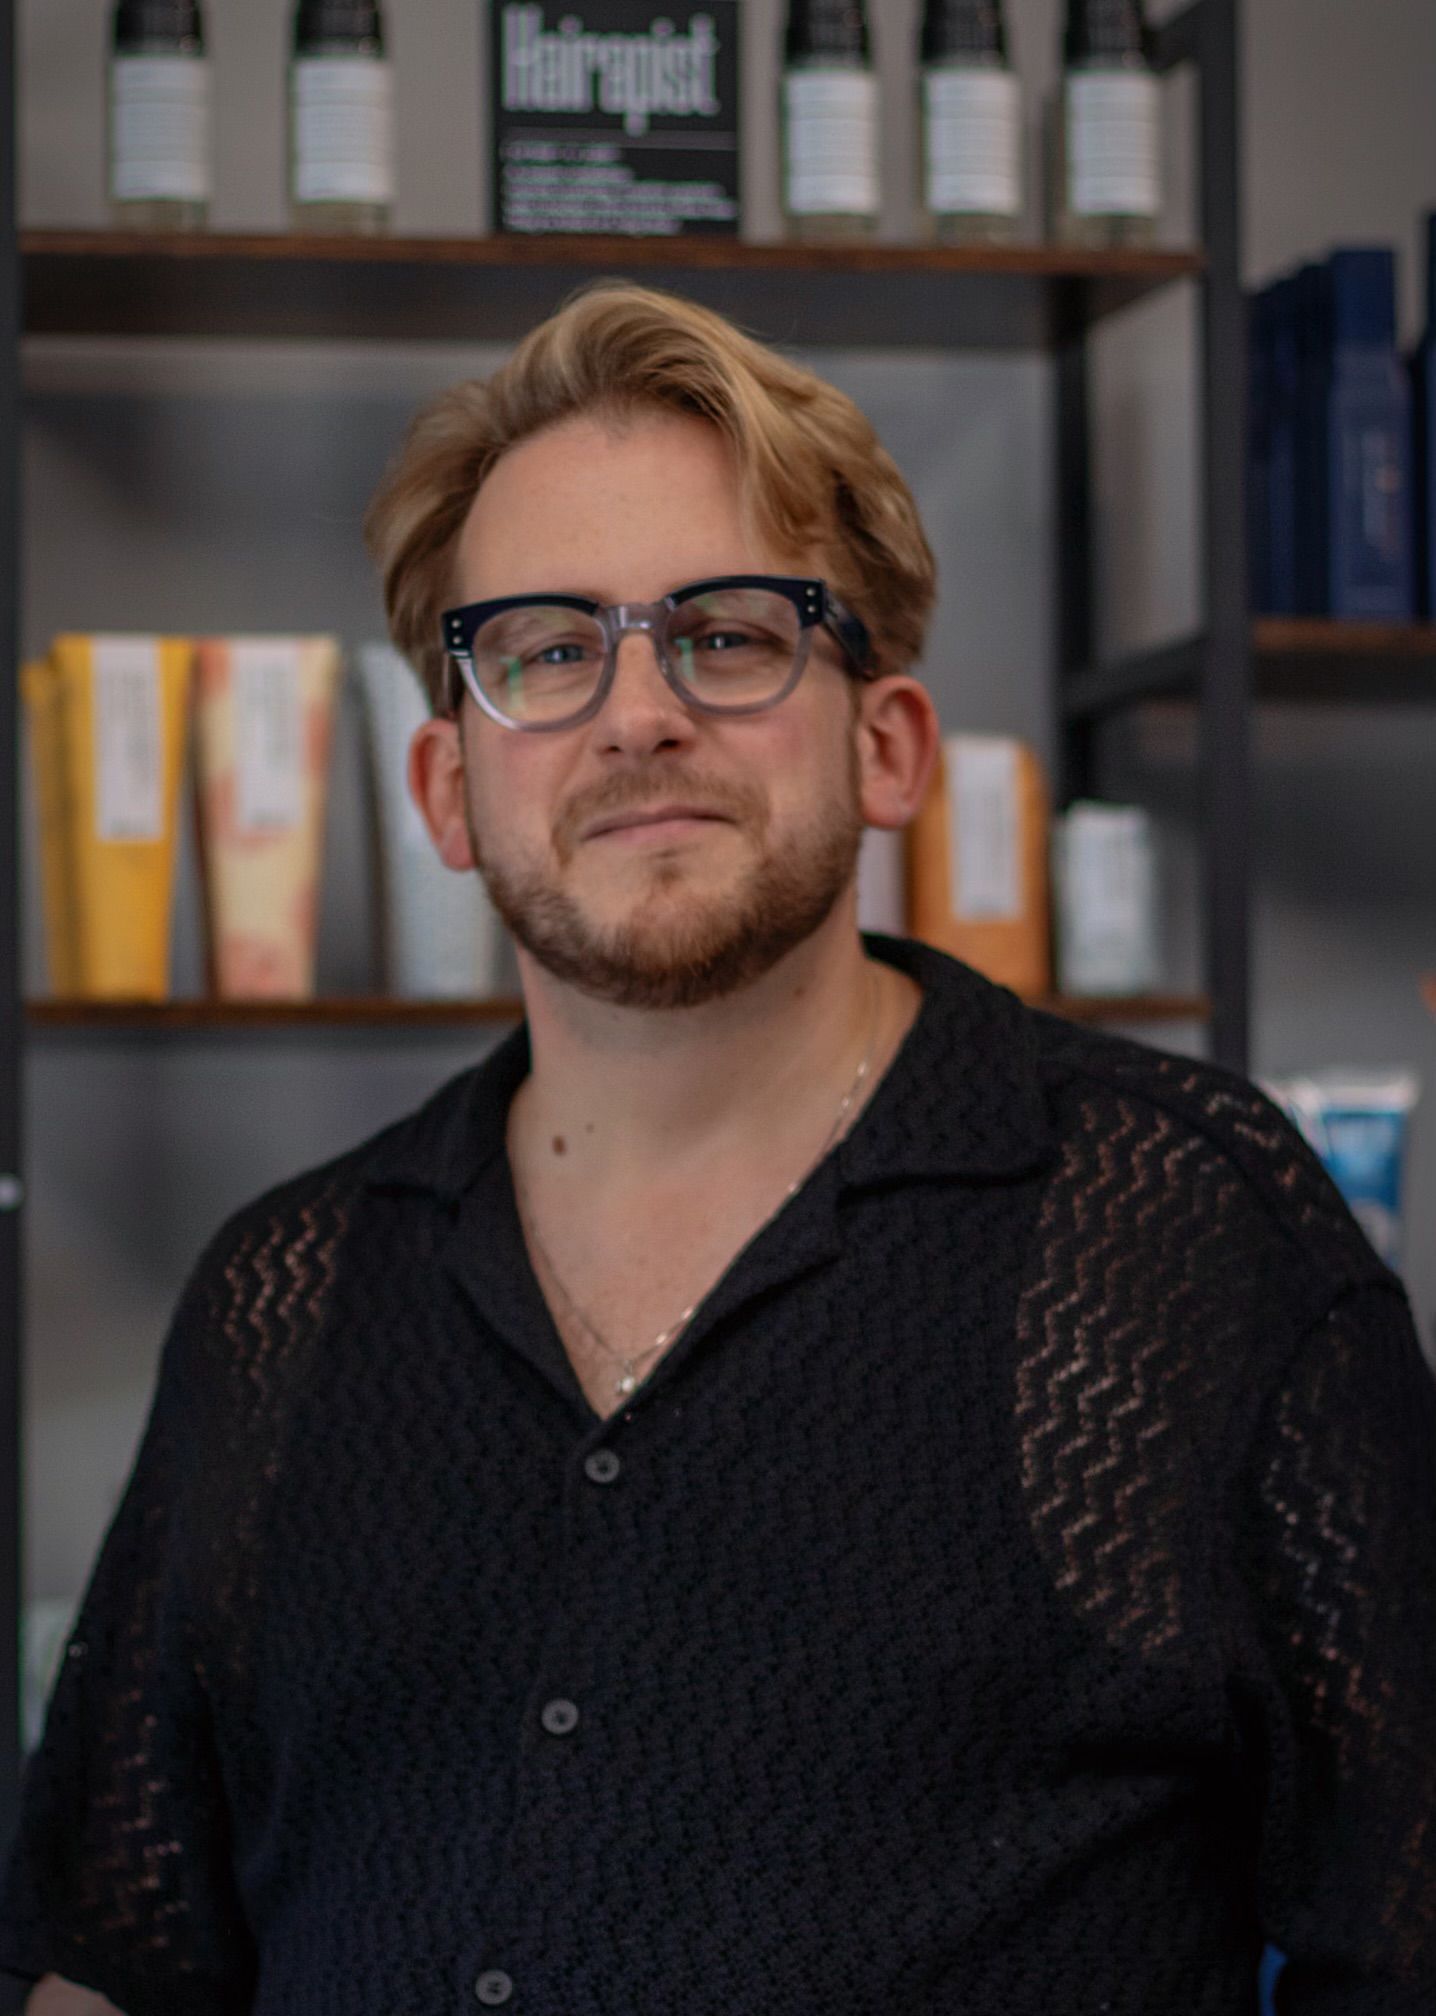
[1265,275,1302,614]
[1411,213,1436,617]
[1292,261,1330,614]
[1247,288,1271,611]
[1322,247,1414,619]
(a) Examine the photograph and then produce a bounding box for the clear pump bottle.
[289,1,394,235]
[919,0,1023,245]
[1051,0,1161,249]
[780,2,880,243]
[108,0,211,231]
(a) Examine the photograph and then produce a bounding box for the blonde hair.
[363,278,937,712]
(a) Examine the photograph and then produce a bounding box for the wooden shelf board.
[1069,620,1436,717]
[25,991,1210,1033]
[1254,618,1436,703]
[25,995,527,1031]
[1254,616,1436,657]
[20,229,1206,351]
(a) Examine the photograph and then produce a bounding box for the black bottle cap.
[1064,0,1150,65]
[921,2,1008,65]
[294,1,386,53]
[784,1,872,64]
[112,1,204,45]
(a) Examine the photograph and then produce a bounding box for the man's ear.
[855,676,940,831]
[407,714,478,872]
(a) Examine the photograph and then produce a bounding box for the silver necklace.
[516,969,882,1405]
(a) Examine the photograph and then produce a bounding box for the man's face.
[444,407,866,1010]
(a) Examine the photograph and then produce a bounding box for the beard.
[465,742,864,1011]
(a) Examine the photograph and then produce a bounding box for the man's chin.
[478,812,863,1011]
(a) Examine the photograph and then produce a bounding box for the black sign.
[491,3,741,235]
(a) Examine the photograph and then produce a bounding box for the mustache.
[553,770,767,860]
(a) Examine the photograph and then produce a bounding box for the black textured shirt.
[3,934,1434,2016]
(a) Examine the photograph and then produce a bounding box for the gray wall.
[14,0,1436,1607]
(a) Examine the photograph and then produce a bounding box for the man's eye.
[691,627,766,652]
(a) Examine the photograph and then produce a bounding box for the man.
[4,282,1434,2015]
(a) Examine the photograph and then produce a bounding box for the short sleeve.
[0,1264,258,2016]
[1230,1280,1436,2013]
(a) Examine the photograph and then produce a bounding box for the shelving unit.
[0,0,1237,1847]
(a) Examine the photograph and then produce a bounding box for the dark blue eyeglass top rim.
[439,573,874,679]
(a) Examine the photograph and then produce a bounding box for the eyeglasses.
[439,574,874,731]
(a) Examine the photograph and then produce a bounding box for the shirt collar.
[357,933,1057,1202]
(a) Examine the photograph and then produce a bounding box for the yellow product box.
[905,733,1053,1000]
[192,636,341,999]
[22,635,193,1000]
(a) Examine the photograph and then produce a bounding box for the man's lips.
[582,805,733,841]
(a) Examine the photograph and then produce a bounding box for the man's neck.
[506,908,914,1203]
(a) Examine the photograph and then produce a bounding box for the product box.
[905,734,1053,1000]
[1410,213,1436,618]
[192,636,340,1000]
[357,643,512,1000]
[1322,248,1414,619]
[1292,260,1330,616]
[490,3,741,236]
[1248,275,1301,615]
[1246,287,1272,614]
[23,635,193,1000]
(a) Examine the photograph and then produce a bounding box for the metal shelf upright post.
[1057,0,1252,1073]
[0,0,23,1846]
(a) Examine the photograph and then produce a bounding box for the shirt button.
[541,1697,580,1735]
[584,1448,621,1484]
[475,1969,513,2004]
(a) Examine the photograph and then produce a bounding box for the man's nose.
[595,627,695,753]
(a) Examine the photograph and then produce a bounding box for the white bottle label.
[293,56,395,206]
[110,54,211,204]
[948,736,1021,922]
[1067,71,1161,218]
[783,70,879,217]
[93,638,164,843]
[233,642,305,834]
[923,68,1022,218]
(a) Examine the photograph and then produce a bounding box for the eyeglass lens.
[469,586,805,724]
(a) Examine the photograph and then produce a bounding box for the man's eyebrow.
[507,576,720,604]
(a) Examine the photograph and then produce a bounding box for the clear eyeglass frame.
[437,573,875,730]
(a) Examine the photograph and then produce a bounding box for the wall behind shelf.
[13,0,1436,1606]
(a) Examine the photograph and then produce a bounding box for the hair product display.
[1050,0,1160,249]
[107,0,211,230]
[1051,800,1160,996]
[918,0,1023,245]
[780,0,880,241]
[1251,247,1414,619]
[904,733,1052,998]
[22,635,193,999]
[289,0,393,233]
[1410,215,1436,618]
[357,644,512,999]
[490,3,741,236]
[1263,1069,1422,1277]
[192,636,341,999]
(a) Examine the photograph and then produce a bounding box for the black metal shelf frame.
[0,0,22,1868]
[1055,0,1250,1077]
[0,0,1241,1856]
